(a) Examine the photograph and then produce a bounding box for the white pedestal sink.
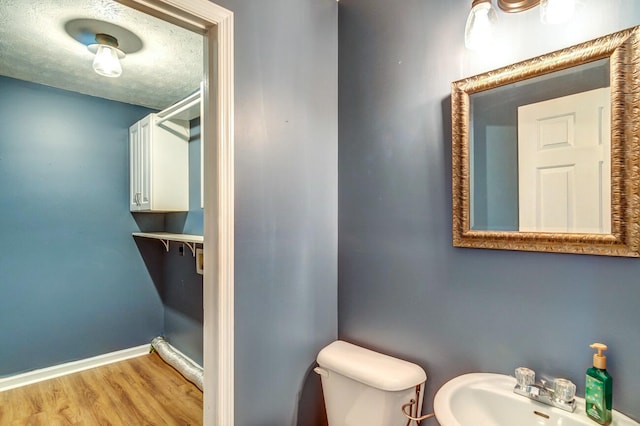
[434,373,639,426]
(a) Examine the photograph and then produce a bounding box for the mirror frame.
[452,26,640,257]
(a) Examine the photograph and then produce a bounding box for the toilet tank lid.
[316,340,426,391]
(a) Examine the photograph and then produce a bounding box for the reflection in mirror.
[470,59,610,233]
[452,26,640,257]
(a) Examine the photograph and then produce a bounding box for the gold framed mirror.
[451,26,640,257]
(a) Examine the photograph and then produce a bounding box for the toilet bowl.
[315,340,427,426]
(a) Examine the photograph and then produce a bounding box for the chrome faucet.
[513,367,577,412]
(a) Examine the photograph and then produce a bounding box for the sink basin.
[434,373,639,426]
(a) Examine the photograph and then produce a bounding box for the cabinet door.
[129,116,151,211]
[130,122,140,211]
[130,113,188,212]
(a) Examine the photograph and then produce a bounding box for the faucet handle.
[553,378,576,402]
[515,367,535,387]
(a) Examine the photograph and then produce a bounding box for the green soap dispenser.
[586,343,612,425]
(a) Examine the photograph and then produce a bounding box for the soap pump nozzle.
[590,342,608,369]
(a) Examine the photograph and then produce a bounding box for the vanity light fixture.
[464,0,498,52]
[465,0,575,51]
[87,33,125,78]
[538,0,575,24]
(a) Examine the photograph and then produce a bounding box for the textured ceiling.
[0,0,203,110]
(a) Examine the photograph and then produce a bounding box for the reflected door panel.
[518,87,611,233]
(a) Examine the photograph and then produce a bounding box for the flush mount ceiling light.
[88,33,125,78]
[65,18,144,79]
[465,0,575,51]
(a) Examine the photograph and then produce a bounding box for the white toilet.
[315,340,427,426]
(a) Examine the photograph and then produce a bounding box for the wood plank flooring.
[0,352,203,425]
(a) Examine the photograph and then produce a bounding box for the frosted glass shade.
[465,1,498,52]
[540,0,575,24]
[92,45,123,78]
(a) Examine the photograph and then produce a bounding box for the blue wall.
[0,76,163,376]
[163,118,204,365]
[338,0,640,421]
[213,0,338,424]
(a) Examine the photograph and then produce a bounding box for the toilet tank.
[315,340,427,426]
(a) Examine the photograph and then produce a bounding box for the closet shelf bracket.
[133,232,204,257]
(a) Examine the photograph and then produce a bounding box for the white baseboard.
[0,344,150,392]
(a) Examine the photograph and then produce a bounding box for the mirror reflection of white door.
[518,87,611,233]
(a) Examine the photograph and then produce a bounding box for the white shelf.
[133,232,203,256]
[156,89,201,124]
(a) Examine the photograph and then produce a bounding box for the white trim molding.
[0,345,149,392]
[118,1,234,425]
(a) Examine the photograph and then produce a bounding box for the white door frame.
[118,1,234,424]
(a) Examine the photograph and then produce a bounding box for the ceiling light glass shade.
[465,0,498,52]
[92,44,123,78]
[540,0,575,24]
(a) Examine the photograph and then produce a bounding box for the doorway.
[120,1,235,424]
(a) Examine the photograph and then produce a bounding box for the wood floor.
[0,352,203,425]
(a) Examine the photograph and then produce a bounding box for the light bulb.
[88,34,125,78]
[465,0,498,52]
[540,0,575,24]
[92,45,122,78]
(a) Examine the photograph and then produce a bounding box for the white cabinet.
[129,113,189,212]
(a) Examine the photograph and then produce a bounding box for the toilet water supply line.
[150,336,204,391]
[402,385,436,425]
